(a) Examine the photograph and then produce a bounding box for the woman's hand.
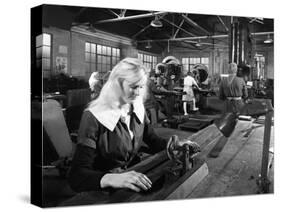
[100,170,152,192]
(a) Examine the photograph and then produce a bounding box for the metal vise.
[166,135,200,176]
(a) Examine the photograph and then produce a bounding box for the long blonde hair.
[88,57,149,109]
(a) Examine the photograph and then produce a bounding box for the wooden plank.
[208,136,228,158]
[167,162,209,199]
[127,151,168,173]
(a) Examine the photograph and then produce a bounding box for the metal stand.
[256,100,274,193]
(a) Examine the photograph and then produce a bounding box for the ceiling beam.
[217,16,229,32]
[132,24,152,38]
[108,9,120,18]
[182,14,210,35]
[132,13,167,39]
[120,9,127,17]
[162,17,196,37]
[95,11,167,24]
[172,19,185,38]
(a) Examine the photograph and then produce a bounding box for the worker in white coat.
[182,71,201,115]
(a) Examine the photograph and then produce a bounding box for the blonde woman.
[68,58,199,193]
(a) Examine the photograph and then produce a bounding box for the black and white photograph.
[25,0,278,210]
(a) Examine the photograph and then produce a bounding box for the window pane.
[102,56,106,64]
[91,64,96,72]
[183,64,188,71]
[36,47,42,58]
[112,57,116,65]
[97,55,102,63]
[102,46,107,54]
[43,33,51,46]
[36,34,43,47]
[97,45,102,54]
[106,56,111,64]
[91,53,96,63]
[107,47,111,55]
[97,63,102,71]
[91,43,96,53]
[85,63,90,73]
[106,64,111,71]
[85,52,90,62]
[116,49,120,56]
[102,64,107,71]
[42,58,50,70]
[85,42,90,52]
[42,46,50,58]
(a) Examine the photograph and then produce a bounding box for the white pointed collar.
[87,97,145,131]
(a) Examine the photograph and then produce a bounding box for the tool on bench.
[208,113,237,158]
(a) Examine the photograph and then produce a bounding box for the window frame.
[85,42,120,77]
[36,33,52,73]
[181,57,209,72]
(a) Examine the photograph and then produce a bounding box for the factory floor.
[154,115,274,198]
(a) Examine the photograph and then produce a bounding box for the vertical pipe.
[260,100,274,193]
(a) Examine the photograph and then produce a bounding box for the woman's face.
[121,79,146,103]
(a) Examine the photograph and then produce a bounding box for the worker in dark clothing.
[219,62,248,114]
[144,78,160,125]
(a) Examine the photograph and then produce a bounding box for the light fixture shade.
[145,41,152,49]
[150,17,163,27]
[195,39,202,47]
[264,34,273,44]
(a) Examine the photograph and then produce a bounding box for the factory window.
[182,57,209,72]
[36,33,51,72]
[85,42,120,76]
[138,53,157,71]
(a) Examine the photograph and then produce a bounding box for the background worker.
[219,62,248,114]
[182,71,201,116]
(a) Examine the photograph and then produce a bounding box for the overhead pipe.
[95,11,167,24]
[136,32,273,43]
[184,40,228,47]
[251,31,274,36]
[137,34,228,43]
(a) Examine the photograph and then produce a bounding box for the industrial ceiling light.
[264,34,273,44]
[145,41,152,49]
[150,15,163,27]
[195,39,202,47]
